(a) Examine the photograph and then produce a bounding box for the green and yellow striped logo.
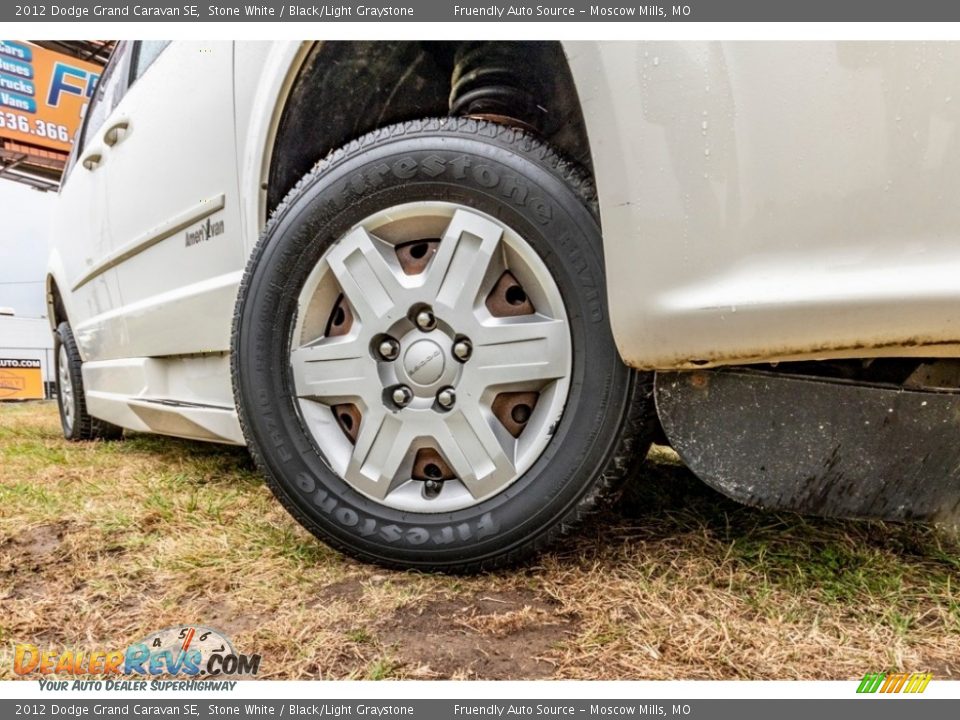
[857,672,932,694]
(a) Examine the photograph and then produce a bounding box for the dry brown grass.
[1,401,958,680]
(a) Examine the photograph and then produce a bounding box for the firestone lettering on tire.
[293,471,500,544]
[346,155,553,226]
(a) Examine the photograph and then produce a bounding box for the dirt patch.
[1,571,49,600]
[312,576,367,606]
[193,599,269,637]
[380,588,576,679]
[921,655,960,679]
[3,522,68,562]
[0,522,71,598]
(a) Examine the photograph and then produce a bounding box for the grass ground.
[1,401,959,680]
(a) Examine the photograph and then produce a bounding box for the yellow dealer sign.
[0,358,43,400]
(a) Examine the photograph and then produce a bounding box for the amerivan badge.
[185,216,225,247]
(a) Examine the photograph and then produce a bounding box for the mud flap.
[655,369,960,523]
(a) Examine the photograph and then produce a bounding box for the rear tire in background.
[54,321,123,442]
[232,118,655,571]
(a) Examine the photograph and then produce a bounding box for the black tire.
[232,118,655,572]
[54,321,123,441]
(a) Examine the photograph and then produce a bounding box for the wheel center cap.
[403,339,445,386]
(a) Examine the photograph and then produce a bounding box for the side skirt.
[81,354,244,445]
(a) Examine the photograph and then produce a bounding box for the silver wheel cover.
[290,202,573,513]
[58,344,74,431]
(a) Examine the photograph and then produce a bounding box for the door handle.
[103,120,130,147]
[81,153,103,171]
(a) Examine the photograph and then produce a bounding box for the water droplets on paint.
[702,111,710,160]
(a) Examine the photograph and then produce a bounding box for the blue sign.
[0,90,36,113]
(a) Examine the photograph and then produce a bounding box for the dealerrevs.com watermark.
[14,625,260,689]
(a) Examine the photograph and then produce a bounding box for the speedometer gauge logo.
[131,625,260,677]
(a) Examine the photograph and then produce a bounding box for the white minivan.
[48,41,960,570]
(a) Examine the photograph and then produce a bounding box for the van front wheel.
[232,118,655,571]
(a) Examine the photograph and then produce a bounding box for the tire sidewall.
[54,323,79,440]
[235,124,631,567]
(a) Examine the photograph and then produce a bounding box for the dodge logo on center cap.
[403,339,445,385]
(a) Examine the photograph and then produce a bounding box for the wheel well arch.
[266,41,594,217]
[46,275,67,331]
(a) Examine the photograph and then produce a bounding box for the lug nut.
[436,387,456,410]
[377,337,400,361]
[415,309,437,331]
[452,339,473,362]
[392,385,413,408]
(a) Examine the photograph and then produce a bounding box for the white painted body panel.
[233,42,311,256]
[51,122,124,359]
[567,41,960,368]
[87,41,242,360]
[47,40,960,443]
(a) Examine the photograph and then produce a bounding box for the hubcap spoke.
[437,405,516,500]
[59,346,73,422]
[470,317,570,389]
[326,226,405,324]
[427,209,504,315]
[345,409,411,500]
[290,337,378,404]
